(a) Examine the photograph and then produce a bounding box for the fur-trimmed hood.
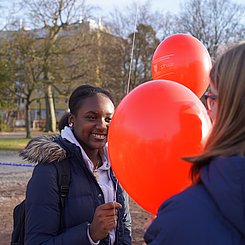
[20,135,66,164]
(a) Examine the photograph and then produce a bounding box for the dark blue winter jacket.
[144,156,245,244]
[21,136,131,245]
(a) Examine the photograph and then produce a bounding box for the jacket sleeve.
[121,190,132,245]
[25,163,91,245]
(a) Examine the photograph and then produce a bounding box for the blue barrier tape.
[0,162,36,167]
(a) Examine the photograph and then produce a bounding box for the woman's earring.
[69,122,73,128]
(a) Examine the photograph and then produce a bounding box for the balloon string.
[114,180,118,225]
[126,3,138,95]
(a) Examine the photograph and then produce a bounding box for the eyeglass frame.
[204,92,218,110]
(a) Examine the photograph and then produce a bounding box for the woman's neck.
[85,149,101,168]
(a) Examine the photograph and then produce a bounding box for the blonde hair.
[189,42,245,182]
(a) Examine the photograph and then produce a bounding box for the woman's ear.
[69,114,74,128]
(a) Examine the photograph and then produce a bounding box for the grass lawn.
[0,138,31,151]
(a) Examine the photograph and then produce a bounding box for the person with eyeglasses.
[144,42,245,245]
[204,90,218,122]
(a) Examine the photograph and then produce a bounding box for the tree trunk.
[45,93,51,132]
[47,84,57,132]
[25,102,31,138]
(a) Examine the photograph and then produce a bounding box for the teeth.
[92,134,106,139]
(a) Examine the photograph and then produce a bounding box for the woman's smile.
[91,133,107,140]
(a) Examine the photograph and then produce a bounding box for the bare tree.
[0,39,16,132]
[176,0,245,58]
[0,0,23,31]
[104,1,164,96]
[126,24,160,91]
[18,0,94,132]
[155,12,179,41]
[1,29,45,137]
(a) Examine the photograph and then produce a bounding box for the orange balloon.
[152,33,212,98]
[108,80,211,214]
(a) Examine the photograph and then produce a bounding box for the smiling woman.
[18,85,132,245]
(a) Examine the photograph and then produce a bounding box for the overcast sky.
[87,0,182,13]
[87,0,245,15]
[0,0,244,28]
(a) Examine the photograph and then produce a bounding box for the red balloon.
[108,80,211,214]
[152,33,212,98]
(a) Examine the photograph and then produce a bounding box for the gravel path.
[0,150,33,244]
